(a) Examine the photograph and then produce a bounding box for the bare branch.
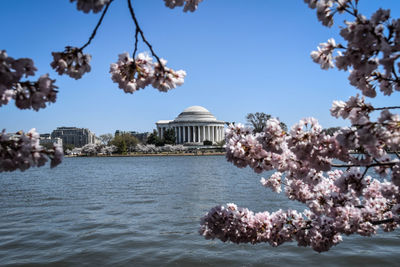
[370,218,395,225]
[132,28,139,58]
[361,166,370,179]
[331,161,397,168]
[80,0,113,51]
[127,0,164,71]
[373,106,400,111]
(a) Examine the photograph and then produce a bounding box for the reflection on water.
[0,156,399,266]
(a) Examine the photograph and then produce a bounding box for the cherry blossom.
[309,3,400,97]
[110,52,186,93]
[260,172,282,193]
[152,59,186,92]
[70,0,111,13]
[51,47,91,79]
[0,129,63,172]
[164,0,203,12]
[310,38,337,69]
[201,3,400,248]
[0,50,58,110]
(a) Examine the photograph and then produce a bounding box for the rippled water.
[0,156,399,266]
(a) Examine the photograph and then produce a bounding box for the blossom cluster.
[133,144,187,153]
[331,95,400,159]
[308,2,400,97]
[164,0,203,12]
[201,116,400,251]
[0,129,63,172]
[0,50,58,110]
[70,0,111,13]
[201,93,399,251]
[70,0,203,14]
[310,38,337,70]
[200,1,400,252]
[304,0,352,27]
[110,52,186,93]
[200,204,344,252]
[51,47,92,79]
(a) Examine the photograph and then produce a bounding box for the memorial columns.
[161,123,224,144]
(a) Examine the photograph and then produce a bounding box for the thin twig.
[372,73,400,83]
[373,106,400,111]
[352,121,399,127]
[392,64,399,80]
[132,28,139,58]
[80,0,113,51]
[361,166,370,179]
[370,218,395,225]
[127,0,165,71]
[331,161,397,168]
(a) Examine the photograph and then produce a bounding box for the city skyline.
[1,1,400,135]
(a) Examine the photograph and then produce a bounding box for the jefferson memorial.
[156,106,225,144]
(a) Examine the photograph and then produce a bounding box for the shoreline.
[66,152,226,158]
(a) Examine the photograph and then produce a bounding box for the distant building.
[115,130,150,143]
[39,133,63,147]
[51,127,97,148]
[156,106,225,145]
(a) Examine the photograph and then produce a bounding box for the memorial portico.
[156,106,225,144]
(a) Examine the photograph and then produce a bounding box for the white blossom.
[311,38,337,69]
[261,172,283,193]
[152,59,186,92]
[51,47,92,79]
[110,52,186,93]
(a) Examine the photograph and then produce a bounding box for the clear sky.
[1,0,400,136]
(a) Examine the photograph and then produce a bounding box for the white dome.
[173,105,217,122]
[182,106,210,113]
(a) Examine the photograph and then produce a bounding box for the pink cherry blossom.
[0,129,63,172]
[51,47,92,79]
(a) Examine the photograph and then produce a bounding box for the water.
[0,156,399,266]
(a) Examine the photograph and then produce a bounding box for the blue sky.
[1,0,400,136]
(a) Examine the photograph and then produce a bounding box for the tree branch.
[331,161,397,168]
[80,0,113,51]
[370,218,395,225]
[127,0,165,71]
[361,166,370,178]
[132,28,139,58]
[373,106,400,111]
